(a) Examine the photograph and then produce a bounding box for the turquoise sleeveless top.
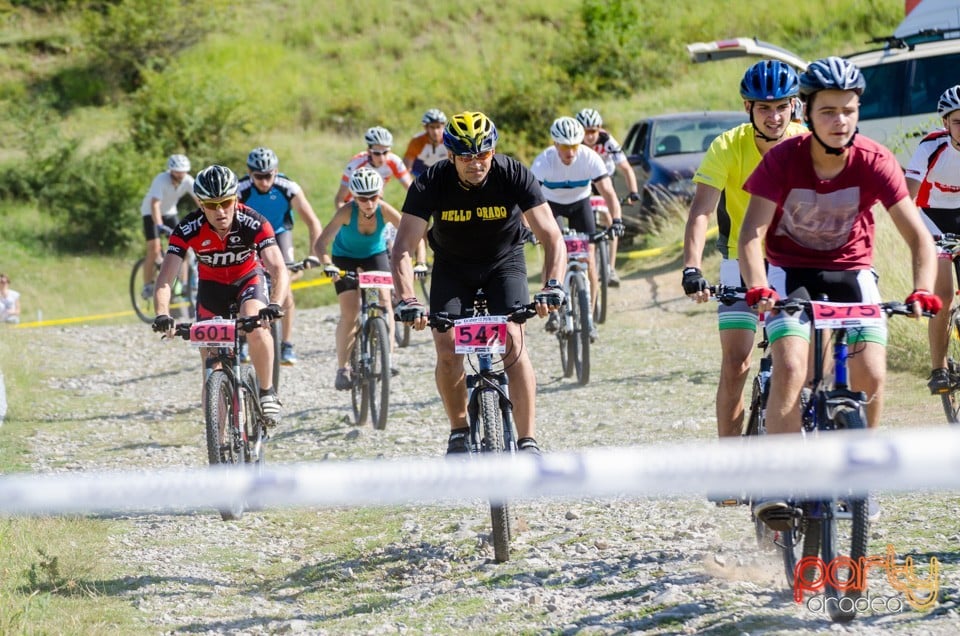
[331,202,387,258]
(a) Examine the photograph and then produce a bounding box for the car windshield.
[652,115,747,157]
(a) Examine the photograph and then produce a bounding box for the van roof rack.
[867,27,960,51]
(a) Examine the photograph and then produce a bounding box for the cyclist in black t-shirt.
[392,111,566,456]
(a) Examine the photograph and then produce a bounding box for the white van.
[686,2,960,166]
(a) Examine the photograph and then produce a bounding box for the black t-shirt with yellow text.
[402,154,545,265]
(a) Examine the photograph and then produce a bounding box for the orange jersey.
[403,132,448,177]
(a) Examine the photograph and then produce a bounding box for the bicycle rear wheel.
[570,274,591,385]
[941,304,960,423]
[595,240,609,325]
[367,316,391,430]
[129,258,155,324]
[204,369,245,521]
[350,323,368,426]
[479,388,511,563]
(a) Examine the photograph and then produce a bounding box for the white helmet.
[364,126,393,147]
[938,85,960,118]
[247,147,279,172]
[575,108,603,128]
[550,117,585,145]
[421,108,447,125]
[167,154,191,172]
[349,166,384,197]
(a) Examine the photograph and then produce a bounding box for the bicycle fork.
[466,368,518,453]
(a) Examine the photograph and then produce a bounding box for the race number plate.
[809,301,883,330]
[564,234,590,260]
[357,270,394,289]
[453,315,508,354]
[188,319,235,347]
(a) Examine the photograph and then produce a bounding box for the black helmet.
[799,56,865,101]
[194,165,239,200]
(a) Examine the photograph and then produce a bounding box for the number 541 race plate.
[453,315,508,354]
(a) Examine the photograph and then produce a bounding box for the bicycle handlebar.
[933,233,960,254]
[168,315,274,340]
[708,284,747,306]
[285,257,320,273]
[770,298,934,319]
[427,303,539,332]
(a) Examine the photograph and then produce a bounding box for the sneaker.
[335,367,352,391]
[517,437,542,456]
[589,322,599,343]
[752,498,796,532]
[239,341,251,364]
[446,428,470,455]
[545,311,559,333]
[259,391,282,427]
[608,268,620,288]
[928,368,951,394]
[280,341,297,366]
[141,282,155,300]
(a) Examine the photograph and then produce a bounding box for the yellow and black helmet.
[442,111,499,155]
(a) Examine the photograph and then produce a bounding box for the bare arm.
[594,176,622,221]
[313,207,349,264]
[391,214,429,302]
[616,157,639,194]
[333,183,350,212]
[737,195,776,292]
[887,196,937,302]
[526,202,565,284]
[150,198,163,227]
[905,177,921,201]
[260,244,290,307]
[153,252,184,317]
[682,183,722,269]
[291,191,323,258]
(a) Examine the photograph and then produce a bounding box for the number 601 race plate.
[453,315,508,354]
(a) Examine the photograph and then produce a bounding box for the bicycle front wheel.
[941,305,960,423]
[204,369,245,520]
[350,323,367,426]
[595,240,609,325]
[129,258,155,324]
[479,388,511,563]
[367,316,391,430]
[570,274,591,385]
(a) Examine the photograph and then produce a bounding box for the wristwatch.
[545,278,561,289]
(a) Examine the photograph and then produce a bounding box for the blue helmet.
[799,56,865,100]
[739,60,800,101]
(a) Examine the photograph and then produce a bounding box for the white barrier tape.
[1,426,959,516]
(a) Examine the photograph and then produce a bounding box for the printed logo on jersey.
[202,240,212,247]
[198,247,254,268]
[440,206,507,222]
[933,182,960,194]
[229,235,241,245]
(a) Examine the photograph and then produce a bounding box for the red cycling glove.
[745,286,779,308]
[905,289,942,315]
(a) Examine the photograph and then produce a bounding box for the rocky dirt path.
[11,263,960,635]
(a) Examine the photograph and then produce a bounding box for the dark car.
[615,111,748,241]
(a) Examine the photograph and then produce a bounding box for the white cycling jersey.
[530,145,608,206]
[140,171,194,217]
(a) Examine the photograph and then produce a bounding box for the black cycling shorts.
[548,198,596,234]
[430,246,529,317]
[196,270,268,320]
[143,213,179,241]
[332,251,390,295]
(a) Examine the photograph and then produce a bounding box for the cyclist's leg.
[929,257,954,370]
[331,256,363,372]
[486,248,537,439]
[716,258,759,438]
[143,216,162,286]
[276,232,296,345]
[568,199,598,315]
[237,273,274,392]
[430,258,474,431]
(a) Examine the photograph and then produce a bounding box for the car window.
[908,52,960,116]
[652,116,747,156]
[859,62,907,120]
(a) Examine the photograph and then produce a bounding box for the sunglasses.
[200,196,237,211]
[252,172,275,180]
[455,150,494,162]
[355,194,379,202]
[368,149,390,156]
[557,143,580,151]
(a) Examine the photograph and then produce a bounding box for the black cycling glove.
[681,267,709,295]
[259,303,284,321]
[152,314,175,333]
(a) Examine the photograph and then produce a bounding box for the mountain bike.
[394,265,430,349]
[932,233,960,423]
[556,229,592,385]
[166,310,277,521]
[428,293,538,563]
[130,234,198,324]
[761,295,920,622]
[590,196,611,325]
[335,269,393,430]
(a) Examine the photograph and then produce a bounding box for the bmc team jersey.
[586,129,627,177]
[906,129,960,210]
[140,172,194,217]
[402,155,545,265]
[167,203,278,285]
[694,121,807,259]
[530,145,608,205]
[332,202,388,259]
[403,133,448,178]
[744,133,908,270]
[237,174,302,235]
[340,150,409,203]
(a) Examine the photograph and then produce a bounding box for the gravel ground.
[8,265,960,635]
